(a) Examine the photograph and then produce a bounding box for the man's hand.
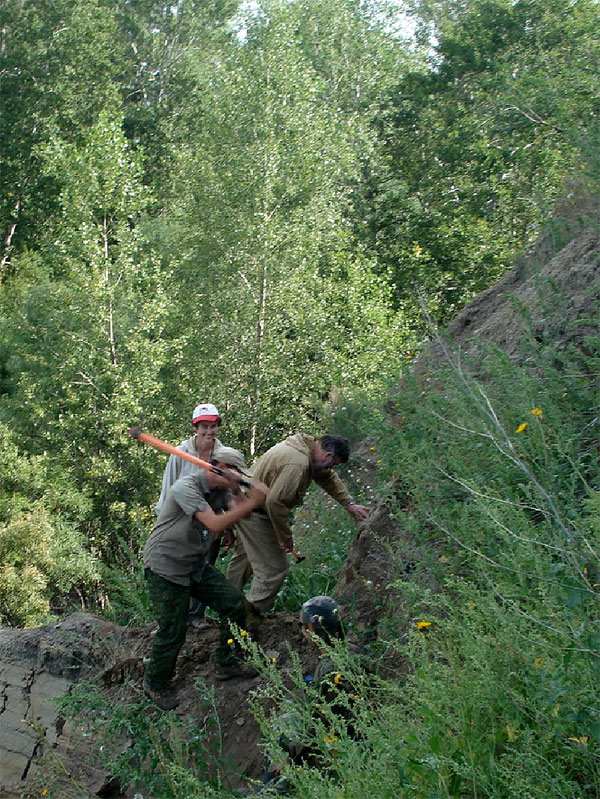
[347,503,369,522]
[279,536,294,553]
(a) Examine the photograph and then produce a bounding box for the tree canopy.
[0,0,597,569]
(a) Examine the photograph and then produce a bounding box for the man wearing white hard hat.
[155,403,225,515]
[155,402,228,628]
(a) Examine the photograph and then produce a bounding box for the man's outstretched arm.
[314,470,369,522]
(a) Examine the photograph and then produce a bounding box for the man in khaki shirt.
[226,434,369,613]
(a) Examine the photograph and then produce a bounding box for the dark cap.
[300,595,342,636]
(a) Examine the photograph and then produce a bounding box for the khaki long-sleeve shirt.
[252,433,353,544]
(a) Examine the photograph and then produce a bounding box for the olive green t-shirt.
[143,472,212,586]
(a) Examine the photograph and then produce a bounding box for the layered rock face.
[0,614,120,795]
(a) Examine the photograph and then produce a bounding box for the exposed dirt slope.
[0,611,329,798]
[426,227,599,365]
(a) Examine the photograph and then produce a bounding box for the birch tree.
[155,0,409,454]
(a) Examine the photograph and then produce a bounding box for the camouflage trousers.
[144,566,246,690]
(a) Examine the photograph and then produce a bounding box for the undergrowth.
[55,677,226,799]
[53,309,599,797]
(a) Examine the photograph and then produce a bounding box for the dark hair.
[319,435,349,464]
[205,487,231,514]
[300,595,344,644]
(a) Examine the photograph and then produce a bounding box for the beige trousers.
[226,512,289,612]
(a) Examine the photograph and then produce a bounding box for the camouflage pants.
[144,566,246,690]
[188,537,221,619]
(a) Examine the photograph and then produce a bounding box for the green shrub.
[0,506,100,626]
[0,424,100,626]
[372,330,600,797]
[57,678,224,799]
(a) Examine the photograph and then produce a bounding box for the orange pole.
[129,427,215,471]
[128,427,253,488]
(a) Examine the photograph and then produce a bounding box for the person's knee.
[154,618,187,648]
[253,556,288,583]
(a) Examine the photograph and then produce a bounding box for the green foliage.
[373,326,600,795]
[328,387,389,444]
[0,109,171,560]
[149,0,414,455]
[57,678,223,799]
[0,424,100,626]
[1,1,599,791]
[366,0,600,325]
[272,490,358,612]
[100,537,152,627]
[238,630,411,798]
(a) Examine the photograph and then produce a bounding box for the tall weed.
[375,331,600,796]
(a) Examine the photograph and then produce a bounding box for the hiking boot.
[244,600,266,633]
[143,678,179,710]
[215,662,259,681]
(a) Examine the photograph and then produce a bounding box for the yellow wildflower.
[568,736,589,745]
[333,672,341,684]
[533,657,545,668]
[516,422,527,433]
[369,446,376,451]
[416,621,432,630]
[241,630,248,637]
[325,735,337,744]
[270,657,277,663]
[530,408,543,417]
[227,638,234,645]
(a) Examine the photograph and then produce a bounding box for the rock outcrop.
[0,614,125,796]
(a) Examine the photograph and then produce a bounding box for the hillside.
[0,221,598,799]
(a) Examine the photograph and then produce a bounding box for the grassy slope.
[271,246,600,797]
